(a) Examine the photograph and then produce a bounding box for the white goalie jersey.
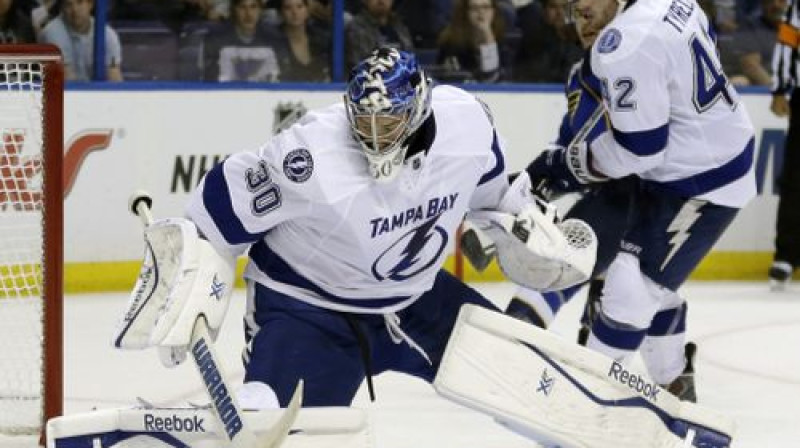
[186,86,513,314]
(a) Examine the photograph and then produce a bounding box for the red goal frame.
[0,44,64,442]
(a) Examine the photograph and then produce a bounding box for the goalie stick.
[129,191,303,448]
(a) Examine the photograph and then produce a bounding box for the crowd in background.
[0,0,784,85]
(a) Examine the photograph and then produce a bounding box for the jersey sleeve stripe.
[250,241,414,309]
[611,124,669,157]
[478,131,505,186]
[203,160,265,245]
[656,137,754,197]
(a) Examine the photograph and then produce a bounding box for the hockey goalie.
[47,46,733,448]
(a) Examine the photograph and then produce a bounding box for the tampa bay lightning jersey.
[186,85,510,313]
[581,0,756,208]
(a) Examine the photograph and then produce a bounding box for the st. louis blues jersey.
[582,0,756,208]
[186,86,509,313]
[556,60,609,148]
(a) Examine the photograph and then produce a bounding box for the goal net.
[0,45,63,440]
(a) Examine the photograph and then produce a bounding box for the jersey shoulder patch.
[282,147,314,184]
[597,28,623,54]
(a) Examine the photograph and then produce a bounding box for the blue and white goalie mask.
[345,47,432,183]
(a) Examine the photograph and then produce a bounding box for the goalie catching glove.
[112,218,236,367]
[467,199,597,291]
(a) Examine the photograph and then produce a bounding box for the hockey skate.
[665,342,698,403]
[768,261,793,291]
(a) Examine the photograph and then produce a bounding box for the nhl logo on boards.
[283,148,314,183]
[597,28,622,54]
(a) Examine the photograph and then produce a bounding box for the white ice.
[6,281,799,447]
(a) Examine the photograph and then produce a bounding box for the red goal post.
[0,44,63,442]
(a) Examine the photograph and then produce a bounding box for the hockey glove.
[526,143,607,196]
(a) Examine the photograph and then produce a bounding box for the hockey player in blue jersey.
[509,0,756,404]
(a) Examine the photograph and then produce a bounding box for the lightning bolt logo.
[372,215,448,281]
[661,200,704,271]
[388,217,438,278]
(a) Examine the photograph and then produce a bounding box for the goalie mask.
[345,47,432,183]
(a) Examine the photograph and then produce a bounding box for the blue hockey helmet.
[345,47,432,182]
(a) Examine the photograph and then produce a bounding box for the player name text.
[663,0,695,33]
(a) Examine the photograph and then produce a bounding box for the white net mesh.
[0,60,46,435]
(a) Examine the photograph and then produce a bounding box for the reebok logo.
[608,362,660,401]
[144,414,206,432]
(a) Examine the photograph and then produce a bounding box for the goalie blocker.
[434,304,734,448]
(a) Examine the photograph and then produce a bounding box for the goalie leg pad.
[433,304,734,448]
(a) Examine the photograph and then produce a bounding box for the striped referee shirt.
[773,0,800,94]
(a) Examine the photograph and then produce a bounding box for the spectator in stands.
[436,0,509,83]
[110,0,213,32]
[512,0,582,83]
[29,0,57,34]
[206,0,231,21]
[396,0,451,48]
[727,0,786,86]
[204,0,282,82]
[0,0,35,43]
[698,0,750,85]
[714,0,739,32]
[39,0,123,81]
[738,0,761,17]
[345,0,413,69]
[274,0,330,81]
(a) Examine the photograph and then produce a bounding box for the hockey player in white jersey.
[519,0,757,402]
[175,47,596,409]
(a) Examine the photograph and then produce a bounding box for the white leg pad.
[237,381,281,410]
[47,406,373,448]
[433,304,734,448]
